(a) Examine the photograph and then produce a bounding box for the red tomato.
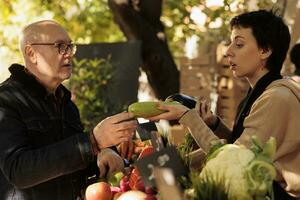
[129,168,140,189]
[85,182,112,200]
[138,146,154,160]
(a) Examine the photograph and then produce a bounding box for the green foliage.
[68,57,116,130]
[0,0,124,52]
[0,0,279,80]
[162,0,276,56]
[189,171,229,200]
[177,133,195,168]
[0,0,278,57]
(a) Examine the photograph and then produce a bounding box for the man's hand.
[97,148,124,177]
[117,139,146,160]
[93,112,137,149]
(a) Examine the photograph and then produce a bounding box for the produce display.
[85,101,277,200]
[187,136,276,200]
[85,144,157,200]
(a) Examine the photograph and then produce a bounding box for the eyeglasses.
[29,42,77,56]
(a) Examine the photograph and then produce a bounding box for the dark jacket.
[0,64,98,200]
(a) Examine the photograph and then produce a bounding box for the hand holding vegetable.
[145,101,189,121]
[128,101,182,119]
[93,112,137,149]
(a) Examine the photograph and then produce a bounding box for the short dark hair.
[290,43,300,69]
[230,10,290,74]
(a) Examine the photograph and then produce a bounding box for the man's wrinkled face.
[28,23,74,83]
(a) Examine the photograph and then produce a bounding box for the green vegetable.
[107,171,124,187]
[128,101,180,118]
[198,136,276,200]
[189,171,229,200]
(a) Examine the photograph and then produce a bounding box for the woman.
[148,10,300,199]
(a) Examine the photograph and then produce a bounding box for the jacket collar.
[9,63,71,100]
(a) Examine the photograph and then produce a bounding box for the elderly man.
[0,20,137,199]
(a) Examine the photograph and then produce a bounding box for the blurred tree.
[162,0,277,55]
[0,0,279,57]
[108,0,180,99]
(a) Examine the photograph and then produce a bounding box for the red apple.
[85,182,112,200]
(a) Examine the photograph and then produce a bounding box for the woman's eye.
[235,43,244,48]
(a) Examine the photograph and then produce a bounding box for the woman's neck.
[247,69,269,88]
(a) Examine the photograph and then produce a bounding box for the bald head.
[20,20,69,56]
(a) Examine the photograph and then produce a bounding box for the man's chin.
[60,69,72,80]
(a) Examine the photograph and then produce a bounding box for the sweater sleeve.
[213,117,232,140]
[179,109,223,152]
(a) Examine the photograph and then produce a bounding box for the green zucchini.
[128,101,180,118]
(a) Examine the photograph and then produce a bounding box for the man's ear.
[25,46,37,63]
[260,47,272,60]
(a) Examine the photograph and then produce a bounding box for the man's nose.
[63,49,73,58]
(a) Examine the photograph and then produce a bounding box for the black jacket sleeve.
[0,106,95,189]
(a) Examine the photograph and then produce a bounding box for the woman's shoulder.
[252,78,300,109]
[265,78,300,98]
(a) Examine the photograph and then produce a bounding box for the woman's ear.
[260,47,272,60]
[25,46,37,64]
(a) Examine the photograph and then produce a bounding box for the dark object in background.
[108,0,180,100]
[136,122,158,141]
[75,42,141,117]
[166,93,196,109]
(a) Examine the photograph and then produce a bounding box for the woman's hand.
[146,101,189,121]
[196,98,218,127]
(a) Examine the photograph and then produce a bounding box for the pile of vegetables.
[85,100,278,200]
[85,146,157,200]
[187,136,276,200]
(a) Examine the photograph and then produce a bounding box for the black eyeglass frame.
[29,42,77,55]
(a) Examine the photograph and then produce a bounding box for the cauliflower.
[198,136,276,200]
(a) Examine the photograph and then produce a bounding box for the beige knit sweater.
[179,78,300,199]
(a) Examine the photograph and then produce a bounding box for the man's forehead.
[24,21,70,43]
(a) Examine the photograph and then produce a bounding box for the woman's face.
[226,27,269,79]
